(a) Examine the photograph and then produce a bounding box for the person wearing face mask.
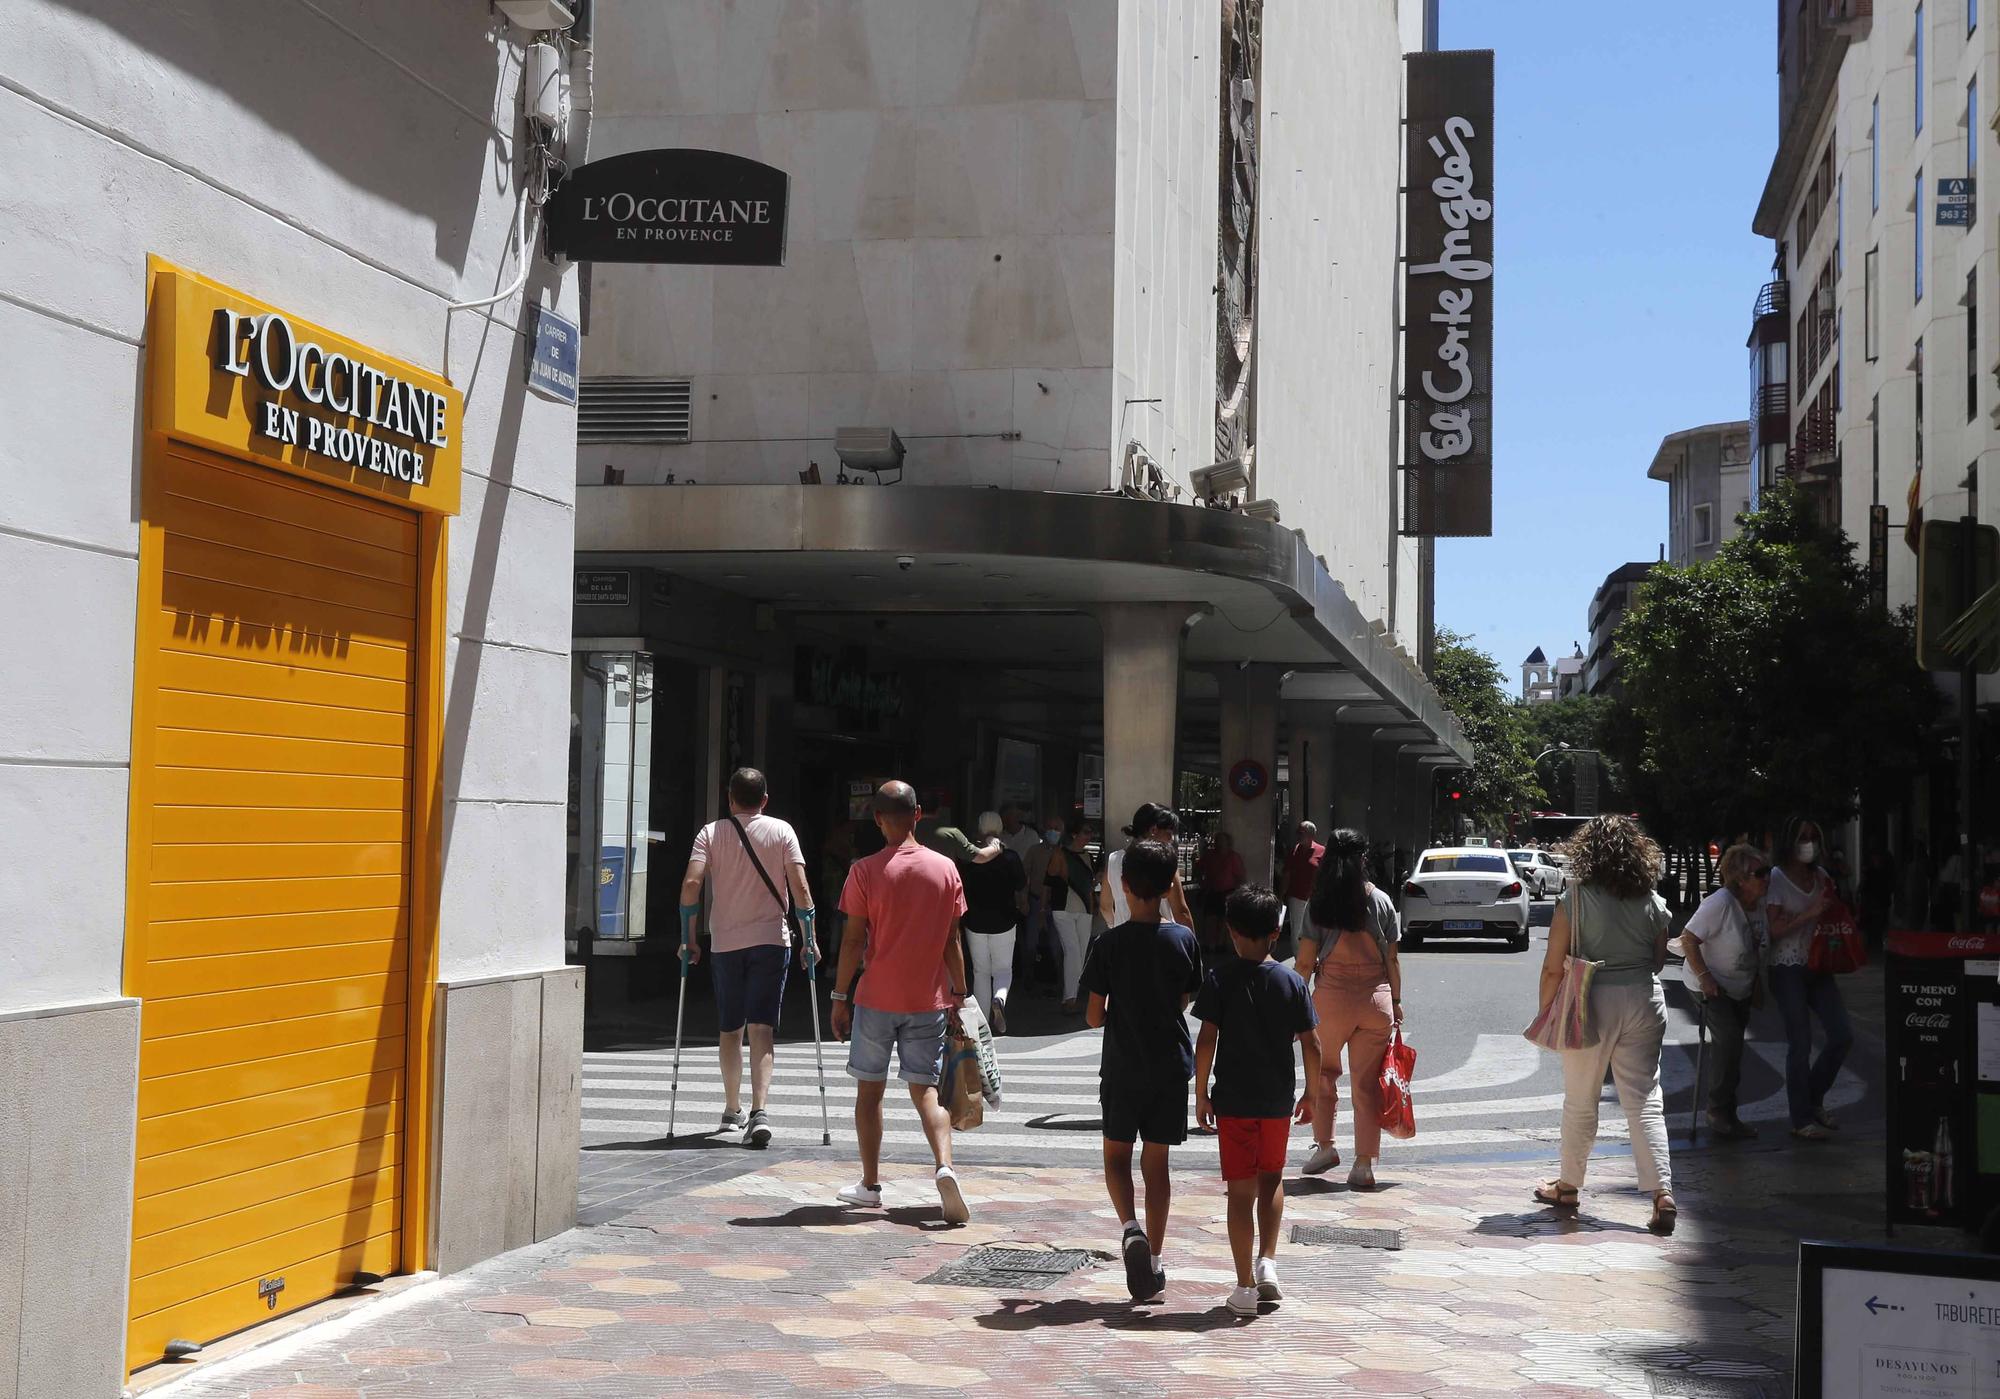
[1764,816,1856,1141]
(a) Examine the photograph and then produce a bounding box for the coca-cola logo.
[1907,1013,1954,1029]
[1948,937,1988,951]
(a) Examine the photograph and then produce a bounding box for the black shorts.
[1101,1081,1189,1146]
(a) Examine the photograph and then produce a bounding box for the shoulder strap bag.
[725,814,802,941]
[1522,885,1603,1052]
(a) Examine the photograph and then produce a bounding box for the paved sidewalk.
[148,1116,1887,1399]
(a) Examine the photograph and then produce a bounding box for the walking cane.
[800,908,833,1146]
[1689,994,1707,1145]
[668,903,696,1141]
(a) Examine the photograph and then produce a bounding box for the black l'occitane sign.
[545,149,789,265]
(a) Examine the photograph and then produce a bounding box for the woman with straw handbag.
[1529,815,1678,1235]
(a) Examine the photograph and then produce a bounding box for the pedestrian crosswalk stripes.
[583,1023,1868,1162]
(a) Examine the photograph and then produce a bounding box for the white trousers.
[1050,908,1093,1000]
[967,927,1016,1018]
[1559,978,1672,1194]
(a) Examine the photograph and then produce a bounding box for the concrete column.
[1098,605,1190,839]
[1396,749,1433,858]
[1331,720,1375,832]
[1286,719,1337,833]
[1369,737,1399,841]
[1219,665,1282,885]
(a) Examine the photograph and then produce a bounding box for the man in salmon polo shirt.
[829,780,974,1223]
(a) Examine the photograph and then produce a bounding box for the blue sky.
[1433,2,1775,683]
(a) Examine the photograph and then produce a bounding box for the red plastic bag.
[1808,904,1867,975]
[1378,1027,1416,1140]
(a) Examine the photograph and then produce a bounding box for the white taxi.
[1402,847,1533,950]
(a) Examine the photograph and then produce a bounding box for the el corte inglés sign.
[149,262,463,514]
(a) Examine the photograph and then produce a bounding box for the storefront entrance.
[125,264,459,1372]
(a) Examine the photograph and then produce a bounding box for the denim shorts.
[846,1005,950,1085]
[712,943,788,1033]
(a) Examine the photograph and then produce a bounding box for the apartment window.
[1692,503,1715,548]
[1916,336,1926,481]
[1837,174,1845,272]
[1872,391,1882,505]
[1970,268,1980,420]
[1872,95,1881,211]
[1916,2,1926,135]
[1866,246,1881,359]
[1973,0,1980,34]
[1973,77,1982,183]
[1917,168,1926,302]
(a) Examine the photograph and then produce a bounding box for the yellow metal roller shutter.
[127,448,416,1368]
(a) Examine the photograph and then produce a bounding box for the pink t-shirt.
[690,814,806,953]
[840,841,967,1013]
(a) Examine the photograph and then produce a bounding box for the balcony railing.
[1789,405,1837,470]
[1754,279,1789,319]
[1751,382,1791,425]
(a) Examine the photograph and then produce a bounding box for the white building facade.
[1,6,587,1391]
[566,0,1464,932]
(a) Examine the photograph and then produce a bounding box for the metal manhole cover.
[1290,1223,1404,1250]
[1646,1375,1770,1398]
[920,1246,1095,1290]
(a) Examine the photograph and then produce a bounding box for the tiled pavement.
[148,1116,1889,1399]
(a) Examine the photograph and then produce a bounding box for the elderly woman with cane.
[1533,815,1678,1234]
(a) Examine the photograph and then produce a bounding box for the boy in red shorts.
[1193,883,1320,1318]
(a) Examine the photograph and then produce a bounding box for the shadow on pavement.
[977,1297,1250,1332]
[1288,1177,1401,1196]
[727,1203,959,1231]
[1471,1209,1654,1238]
[583,1133,751,1153]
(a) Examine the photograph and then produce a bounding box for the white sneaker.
[935,1167,971,1224]
[1301,1142,1341,1176]
[837,1180,883,1209]
[1253,1256,1282,1301]
[1226,1285,1261,1317]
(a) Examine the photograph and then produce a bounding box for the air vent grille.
[578,378,693,443]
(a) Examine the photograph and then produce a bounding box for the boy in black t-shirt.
[1194,884,1320,1319]
[1082,840,1202,1300]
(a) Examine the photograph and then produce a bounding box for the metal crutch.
[668,903,696,1141]
[1688,994,1707,1145]
[800,908,833,1145]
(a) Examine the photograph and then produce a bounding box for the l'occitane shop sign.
[149,261,462,514]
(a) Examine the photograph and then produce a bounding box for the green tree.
[1612,482,1938,843]
[1431,630,1546,835]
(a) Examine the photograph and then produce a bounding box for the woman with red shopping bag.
[1532,815,1678,1235]
[1294,829,1404,1191]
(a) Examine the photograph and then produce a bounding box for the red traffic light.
[1449,790,1463,801]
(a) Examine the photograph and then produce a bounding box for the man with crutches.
[673,767,821,1149]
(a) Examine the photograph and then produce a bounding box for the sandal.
[1649,1193,1678,1237]
[1533,1180,1579,1210]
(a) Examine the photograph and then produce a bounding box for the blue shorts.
[846,1005,950,1086]
[713,943,788,1033]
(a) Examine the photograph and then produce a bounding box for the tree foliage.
[1431,629,1544,834]
[1611,483,1938,843]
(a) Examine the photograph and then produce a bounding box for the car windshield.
[1421,854,1511,874]
[1508,851,1533,863]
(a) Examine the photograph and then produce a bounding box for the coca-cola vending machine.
[1886,932,2000,1231]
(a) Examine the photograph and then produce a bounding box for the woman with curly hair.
[1533,814,1677,1234]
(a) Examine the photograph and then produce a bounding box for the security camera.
[896,555,916,572]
